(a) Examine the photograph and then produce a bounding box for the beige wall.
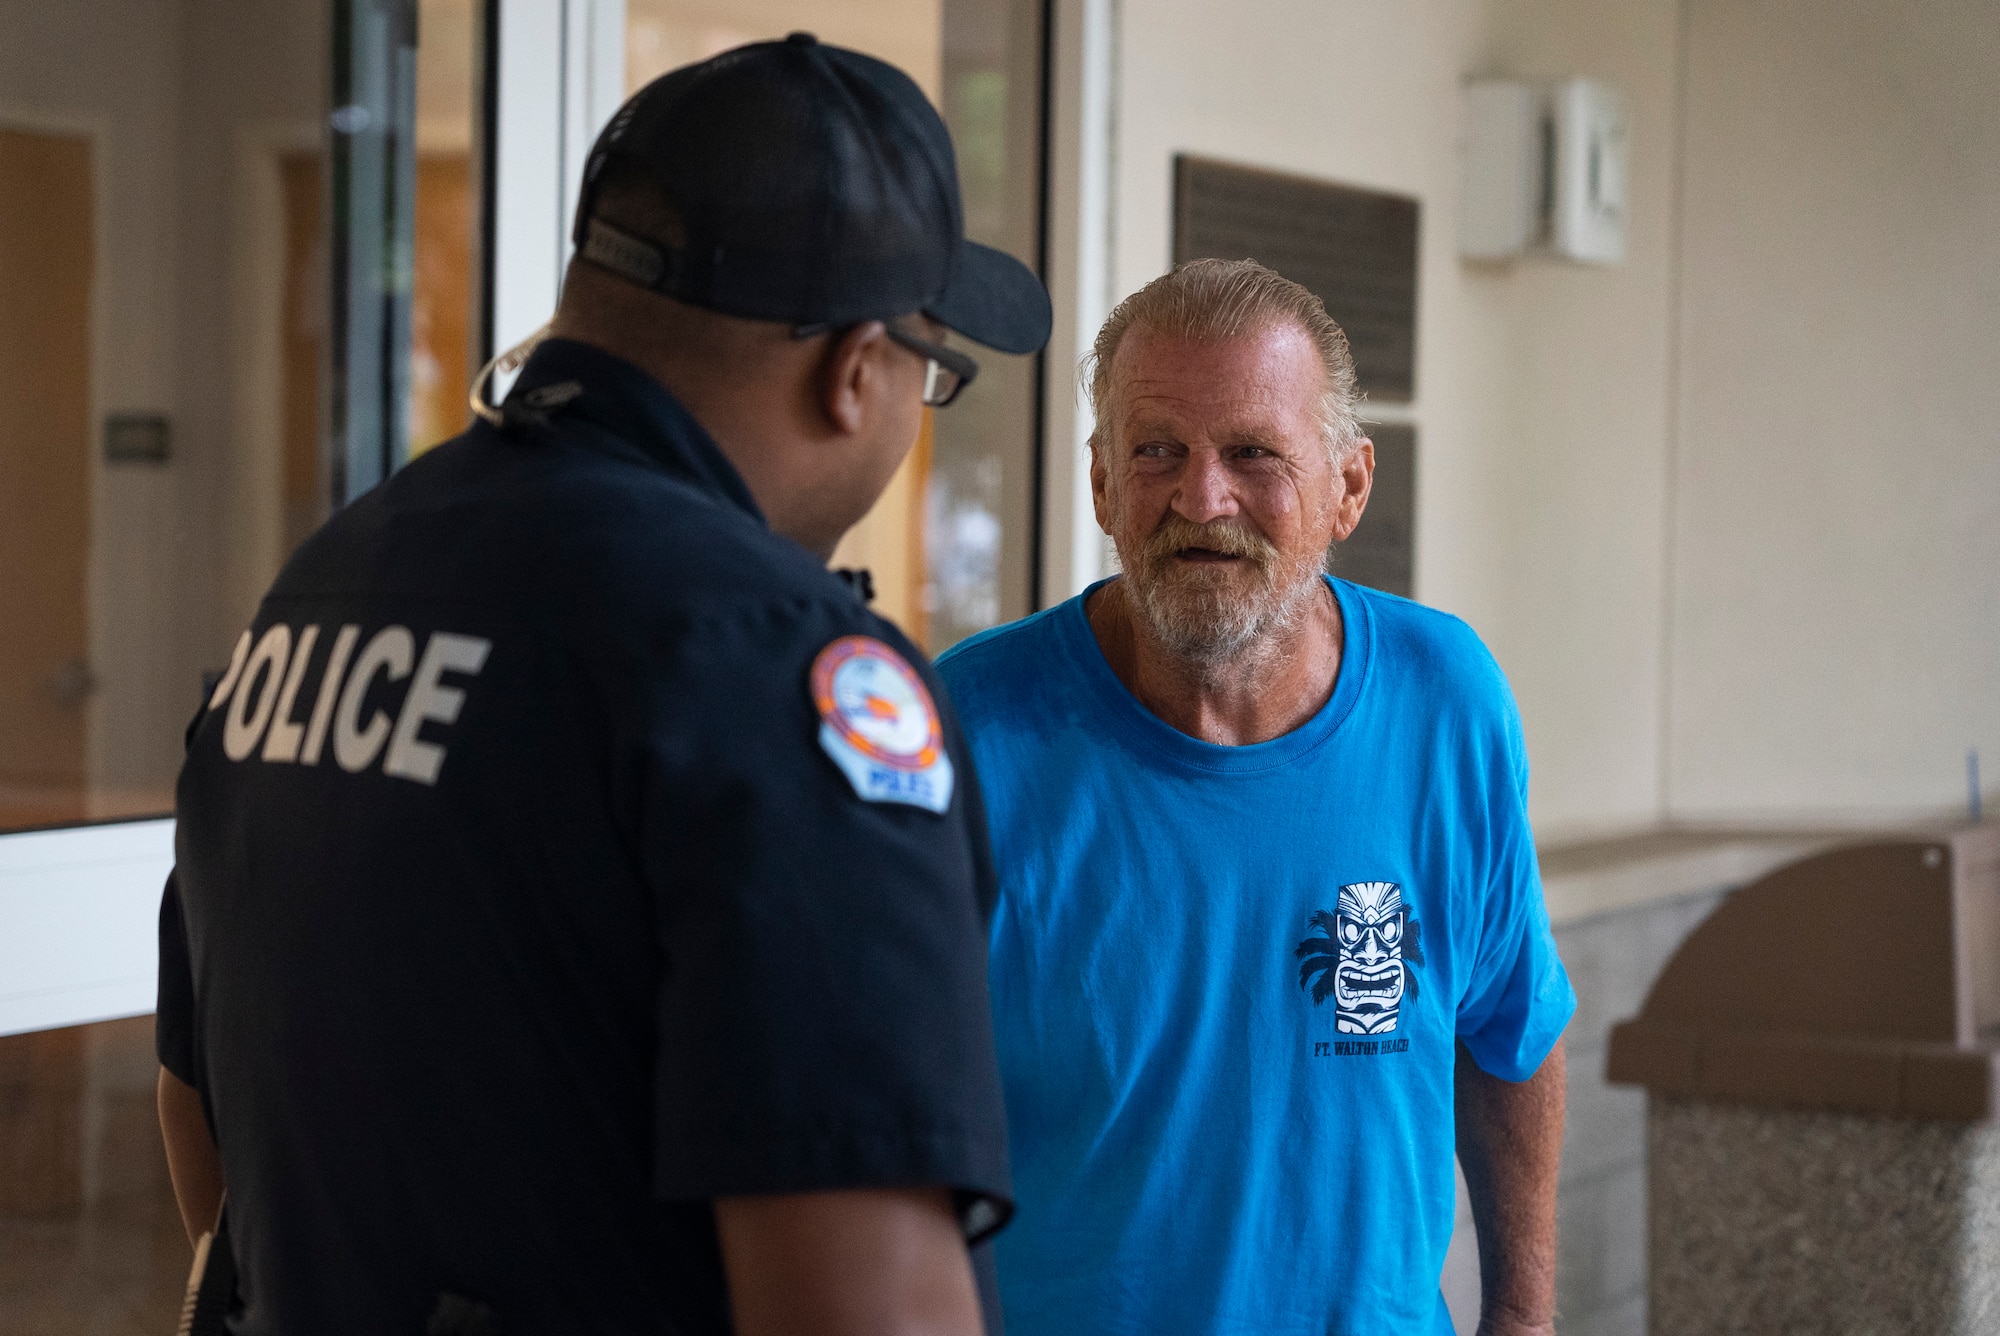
[173,0,327,654]
[1474,0,1682,837]
[1668,0,2000,823]
[1112,0,1508,624]
[1102,0,1997,836]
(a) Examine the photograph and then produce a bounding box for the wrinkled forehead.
[1106,321,1327,441]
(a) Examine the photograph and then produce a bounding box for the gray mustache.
[1141,518,1279,566]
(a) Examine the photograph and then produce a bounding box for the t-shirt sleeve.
[1453,706,1575,1083]
[156,869,200,1089]
[628,604,1011,1239]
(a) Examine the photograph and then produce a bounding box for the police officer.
[155,34,1049,1336]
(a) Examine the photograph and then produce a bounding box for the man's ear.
[818,321,890,436]
[1330,437,1375,542]
[1089,438,1113,533]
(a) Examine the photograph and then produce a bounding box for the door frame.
[1035,0,1116,610]
[485,0,626,369]
[0,819,175,1038]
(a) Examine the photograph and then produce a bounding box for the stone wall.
[1549,888,1727,1334]
[1444,883,1728,1334]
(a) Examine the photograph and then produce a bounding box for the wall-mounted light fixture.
[1459,78,1628,265]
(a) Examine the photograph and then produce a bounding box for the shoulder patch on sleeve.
[810,635,955,814]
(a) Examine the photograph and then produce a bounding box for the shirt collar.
[1053,574,1371,775]
[504,337,764,523]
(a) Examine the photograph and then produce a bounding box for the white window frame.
[0,819,175,1038]
[1038,0,1117,606]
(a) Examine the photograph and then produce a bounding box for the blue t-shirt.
[937,577,1574,1336]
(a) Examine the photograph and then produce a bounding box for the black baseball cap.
[572,32,1051,356]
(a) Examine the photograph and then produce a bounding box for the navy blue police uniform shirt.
[156,338,1011,1335]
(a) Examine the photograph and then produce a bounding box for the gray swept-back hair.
[1083,258,1360,463]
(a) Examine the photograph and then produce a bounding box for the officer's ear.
[817,320,891,437]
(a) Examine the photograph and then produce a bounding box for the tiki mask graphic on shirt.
[1296,881,1424,1035]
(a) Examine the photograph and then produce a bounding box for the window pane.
[622,0,1045,652]
[0,0,478,836]
[412,0,479,457]
[0,1,336,834]
[929,0,1044,650]
[0,1018,186,1328]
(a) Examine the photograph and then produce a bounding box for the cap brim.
[926,239,1052,356]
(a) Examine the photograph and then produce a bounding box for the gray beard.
[1122,544,1327,674]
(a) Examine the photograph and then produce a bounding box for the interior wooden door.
[0,127,93,805]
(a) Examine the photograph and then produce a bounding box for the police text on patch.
[206,624,491,785]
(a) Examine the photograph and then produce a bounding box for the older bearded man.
[937,259,1573,1336]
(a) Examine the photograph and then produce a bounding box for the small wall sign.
[104,413,171,465]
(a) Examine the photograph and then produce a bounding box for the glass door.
[621,0,1047,652]
[929,0,1048,649]
[0,2,483,1327]
[0,0,483,839]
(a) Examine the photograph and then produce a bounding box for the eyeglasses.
[886,323,979,407]
[792,321,981,408]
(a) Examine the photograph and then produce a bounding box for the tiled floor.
[0,1185,189,1336]
[0,787,173,832]
[0,1017,191,1336]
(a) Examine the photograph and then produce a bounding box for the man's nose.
[1170,451,1237,524]
[1355,930,1387,963]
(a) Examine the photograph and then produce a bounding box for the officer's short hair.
[1084,258,1360,465]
